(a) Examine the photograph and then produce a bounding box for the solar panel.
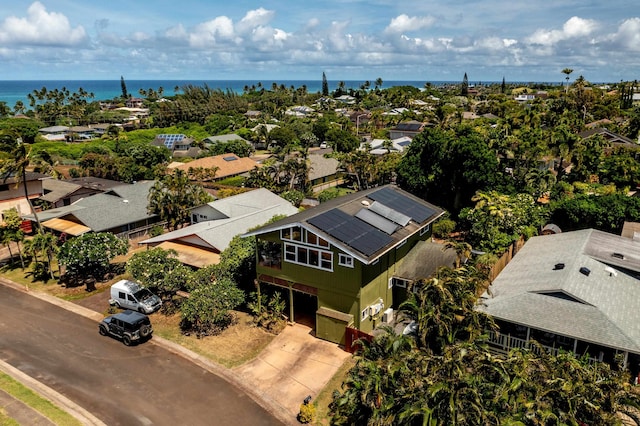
[308,209,393,256]
[355,208,398,234]
[158,134,185,150]
[368,187,435,223]
[369,201,411,226]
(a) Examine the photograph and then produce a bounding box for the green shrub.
[433,217,456,238]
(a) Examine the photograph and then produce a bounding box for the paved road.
[0,285,282,426]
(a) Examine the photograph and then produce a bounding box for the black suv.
[99,310,153,345]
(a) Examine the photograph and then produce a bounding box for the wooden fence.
[487,237,525,282]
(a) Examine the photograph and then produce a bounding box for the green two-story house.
[243,185,444,347]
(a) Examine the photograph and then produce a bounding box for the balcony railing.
[486,330,599,364]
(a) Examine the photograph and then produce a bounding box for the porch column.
[623,351,629,370]
[288,283,294,324]
[573,338,578,354]
[525,327,531,347]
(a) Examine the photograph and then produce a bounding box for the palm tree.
[562,68,573,93]
[443,240,472,269]
[0,132,42,232]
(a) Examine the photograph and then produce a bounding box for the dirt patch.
[151,310,276,368]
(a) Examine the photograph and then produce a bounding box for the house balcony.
[259,254,282,270]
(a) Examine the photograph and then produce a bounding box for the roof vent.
[553,263,565,270]
[361,200,370,207]
[579,266,591,276]
[612,252,625,260]
[604,266,618,277]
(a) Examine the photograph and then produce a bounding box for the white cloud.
[385,14,435,34]
[237,8,275,34]
[0,1,87,46]
[606,17,640,51]
[189,16,235,47]
[526,16,597,46]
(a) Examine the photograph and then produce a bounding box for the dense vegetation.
[3,75,640,423]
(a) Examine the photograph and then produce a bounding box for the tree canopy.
[57,232,128,280]
[147,169,213,230]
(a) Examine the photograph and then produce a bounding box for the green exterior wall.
[255,226,432,343]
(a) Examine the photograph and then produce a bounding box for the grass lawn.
[0,372,82,426]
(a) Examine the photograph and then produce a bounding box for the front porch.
[486,321,629,367]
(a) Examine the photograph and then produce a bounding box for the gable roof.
[391,121,424,132]
[170,154,259,179]
[140,188,298,253]
[308,154,340,181]
[243,185,444,264]
[578,127,638,148]
[479,229,640,353]
[1,171,48,185]
[31,181,156,233]
[203,134,250,144]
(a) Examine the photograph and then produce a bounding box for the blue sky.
[0,1,638,83]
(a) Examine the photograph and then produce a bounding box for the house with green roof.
[243,185,445,347]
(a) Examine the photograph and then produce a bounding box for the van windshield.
[134,288,154,301]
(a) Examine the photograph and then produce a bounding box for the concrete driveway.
[234,323,351,418]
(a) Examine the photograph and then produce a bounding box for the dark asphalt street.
[0,284,282,426]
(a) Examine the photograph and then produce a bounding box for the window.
[281,226,329,248]
[420,224,431,236]
[391,277,409,288]
[361,307,369,321]
[396,239,407,249]
[338,254,354,268]
[283,243,333,271]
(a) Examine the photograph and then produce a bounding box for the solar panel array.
[369,201,411,226]
[355,208,398,235]
[157,134,185,150]
[308,208,393,256]
[368,187,435,223]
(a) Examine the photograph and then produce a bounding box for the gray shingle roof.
[28,181,156,232]
[141,189,298,251]
[480,229,640,353]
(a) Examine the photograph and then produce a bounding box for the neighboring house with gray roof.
[203,133,251,146]
[139,188,298,268]
[39,177,122,208]
[479,228,640,370]
[25,181,160,238]
[308,153,343,193]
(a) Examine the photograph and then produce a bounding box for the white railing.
[486,330,599,364]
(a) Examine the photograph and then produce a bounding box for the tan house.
[169,153,259,182]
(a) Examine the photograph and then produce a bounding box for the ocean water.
[0,79,436,109]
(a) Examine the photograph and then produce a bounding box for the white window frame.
[396,239,407,249]
[420,224,431,236]
[281,226,330,248]
[392,277,409,288]
[361,307,369,321]
[338,254,354,268]
[388,277,393,289]
[283,242,333,271]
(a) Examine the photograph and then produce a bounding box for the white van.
[109,280,162,314]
